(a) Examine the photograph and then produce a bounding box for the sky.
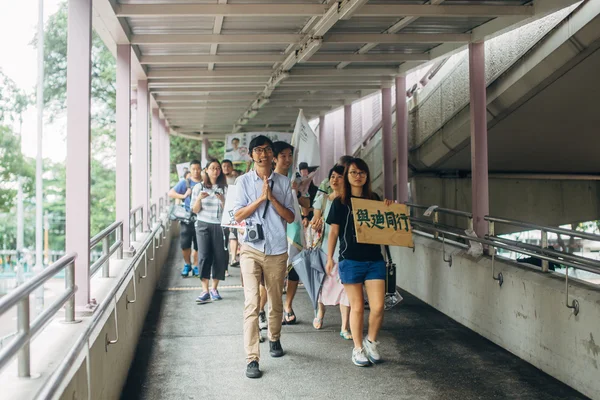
[0,0,64,162]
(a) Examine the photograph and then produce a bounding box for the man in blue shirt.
[169,159,202,277]
[233,135,295,379]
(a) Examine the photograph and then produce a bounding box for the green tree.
[0,126,35,212]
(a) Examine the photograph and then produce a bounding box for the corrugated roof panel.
[330,17,402,34]
[138,44,212,56]
[319,43,365,53]
[216,44,288,54]
[399,16,494,34]
[221,16,311,34]
[368,43,438,54]
[127,17,215,35]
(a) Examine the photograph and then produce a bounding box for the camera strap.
[262,180,275,219]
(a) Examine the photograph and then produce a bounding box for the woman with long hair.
[325,158,392,366]
[311,165,351,339]
[191,159,229,303]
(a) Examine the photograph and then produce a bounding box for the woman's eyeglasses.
[253,146,273,154]
[348,171,367,178]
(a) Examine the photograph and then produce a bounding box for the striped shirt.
[190,183,226,224]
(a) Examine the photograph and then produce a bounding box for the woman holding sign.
[325,158,392,367]
[191,160,228,304]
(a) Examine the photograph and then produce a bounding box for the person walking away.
[310,165,351,339]
[191,160,228,303]
[233,135,295,379]
[169,160,202,277]
[325,158,392,367]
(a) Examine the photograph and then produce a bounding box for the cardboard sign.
[350,199,414,248]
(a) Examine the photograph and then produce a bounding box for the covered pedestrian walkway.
[120,237,586,400]
[1,1,599,399]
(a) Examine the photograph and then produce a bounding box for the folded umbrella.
[291,247,327,312]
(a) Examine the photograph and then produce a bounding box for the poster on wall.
[223,132,293,162]
[224,134,250,162]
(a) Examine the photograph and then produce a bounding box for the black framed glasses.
[253,146,273,154]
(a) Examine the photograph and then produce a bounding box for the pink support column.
[344,103,352,156]
[166,126,171,196]
[395,76,409,203]
[66,0,92,307]
[381,85,394,200]
[116,44,131,252]
[162,119,169,196]
[319,114,326,182]
[151,108,160,209]
[133,80,150,230]
[469,42,490,237]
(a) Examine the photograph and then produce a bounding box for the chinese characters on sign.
[351,199,414,248]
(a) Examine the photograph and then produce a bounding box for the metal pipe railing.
[90,221,124,277]
[406,202,474,238]
[35,221,165,400]
[0,253,77,377]
[485,215,600,242]
[129,205,144,242]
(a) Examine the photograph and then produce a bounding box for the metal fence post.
[116,224,123,260]
[541,230,549,272]
[65,260,75,323]
[102,236,110,278]
[131,213,137,242]
[17,297,31,377]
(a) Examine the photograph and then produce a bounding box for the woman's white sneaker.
[362,336,382,364]
[352,347,370,367]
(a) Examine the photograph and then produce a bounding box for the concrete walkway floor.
[121,239,588,400]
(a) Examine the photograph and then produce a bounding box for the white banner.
[220,184,247,229]
[291,110,320,170]
[175,162,191,179]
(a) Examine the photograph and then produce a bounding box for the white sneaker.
[363,336,382,364]
[352,347,370,367]
[258,311,267,330]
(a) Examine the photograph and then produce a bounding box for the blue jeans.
[338,259,386,284]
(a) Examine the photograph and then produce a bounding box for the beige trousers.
[240,245,288,362]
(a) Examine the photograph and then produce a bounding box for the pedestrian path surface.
[121,239,588,400]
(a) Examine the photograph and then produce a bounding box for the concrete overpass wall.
[56,221,175,400]
[1,218,175,400]
[407,2,600,171]
[391,235,600,399]
[410,176,600,234]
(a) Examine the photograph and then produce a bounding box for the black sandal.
[282,309,297,325]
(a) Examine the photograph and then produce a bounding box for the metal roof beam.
[141,54,428,65]
[132,33,469,45]
[148,67,398,79]
[117,4,533,18]
[155,95,257,102]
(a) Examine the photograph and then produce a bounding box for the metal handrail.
[129,205,144,242]
[89,221,124,278]
[0,253,77,378]
[35,220,165,400]
[485,215,600,242]
[406,202,473,218]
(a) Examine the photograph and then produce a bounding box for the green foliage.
[0,69,30,124]
[0,126,35,212]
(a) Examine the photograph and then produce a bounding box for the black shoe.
[269,340,284,358]
[246,361,262,378]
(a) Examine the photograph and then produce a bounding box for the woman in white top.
[191,160,228,304]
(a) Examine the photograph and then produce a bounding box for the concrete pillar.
[395,76,409,203]
[66,0,92,307]
[344,103,352,156]
[151,108,160,209]
[133,80,150,229]
[202,137,210,166]
[162,119,169,197]
[469,42,490,237]
[381,85,394,200]
[116,44,131,251]
[166,126,171,196]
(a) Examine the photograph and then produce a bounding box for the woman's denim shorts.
[338,259,386,284]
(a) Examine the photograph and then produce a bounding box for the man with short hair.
[233,135,295,379]
[169,159,202,277]
[222,159,237,185]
